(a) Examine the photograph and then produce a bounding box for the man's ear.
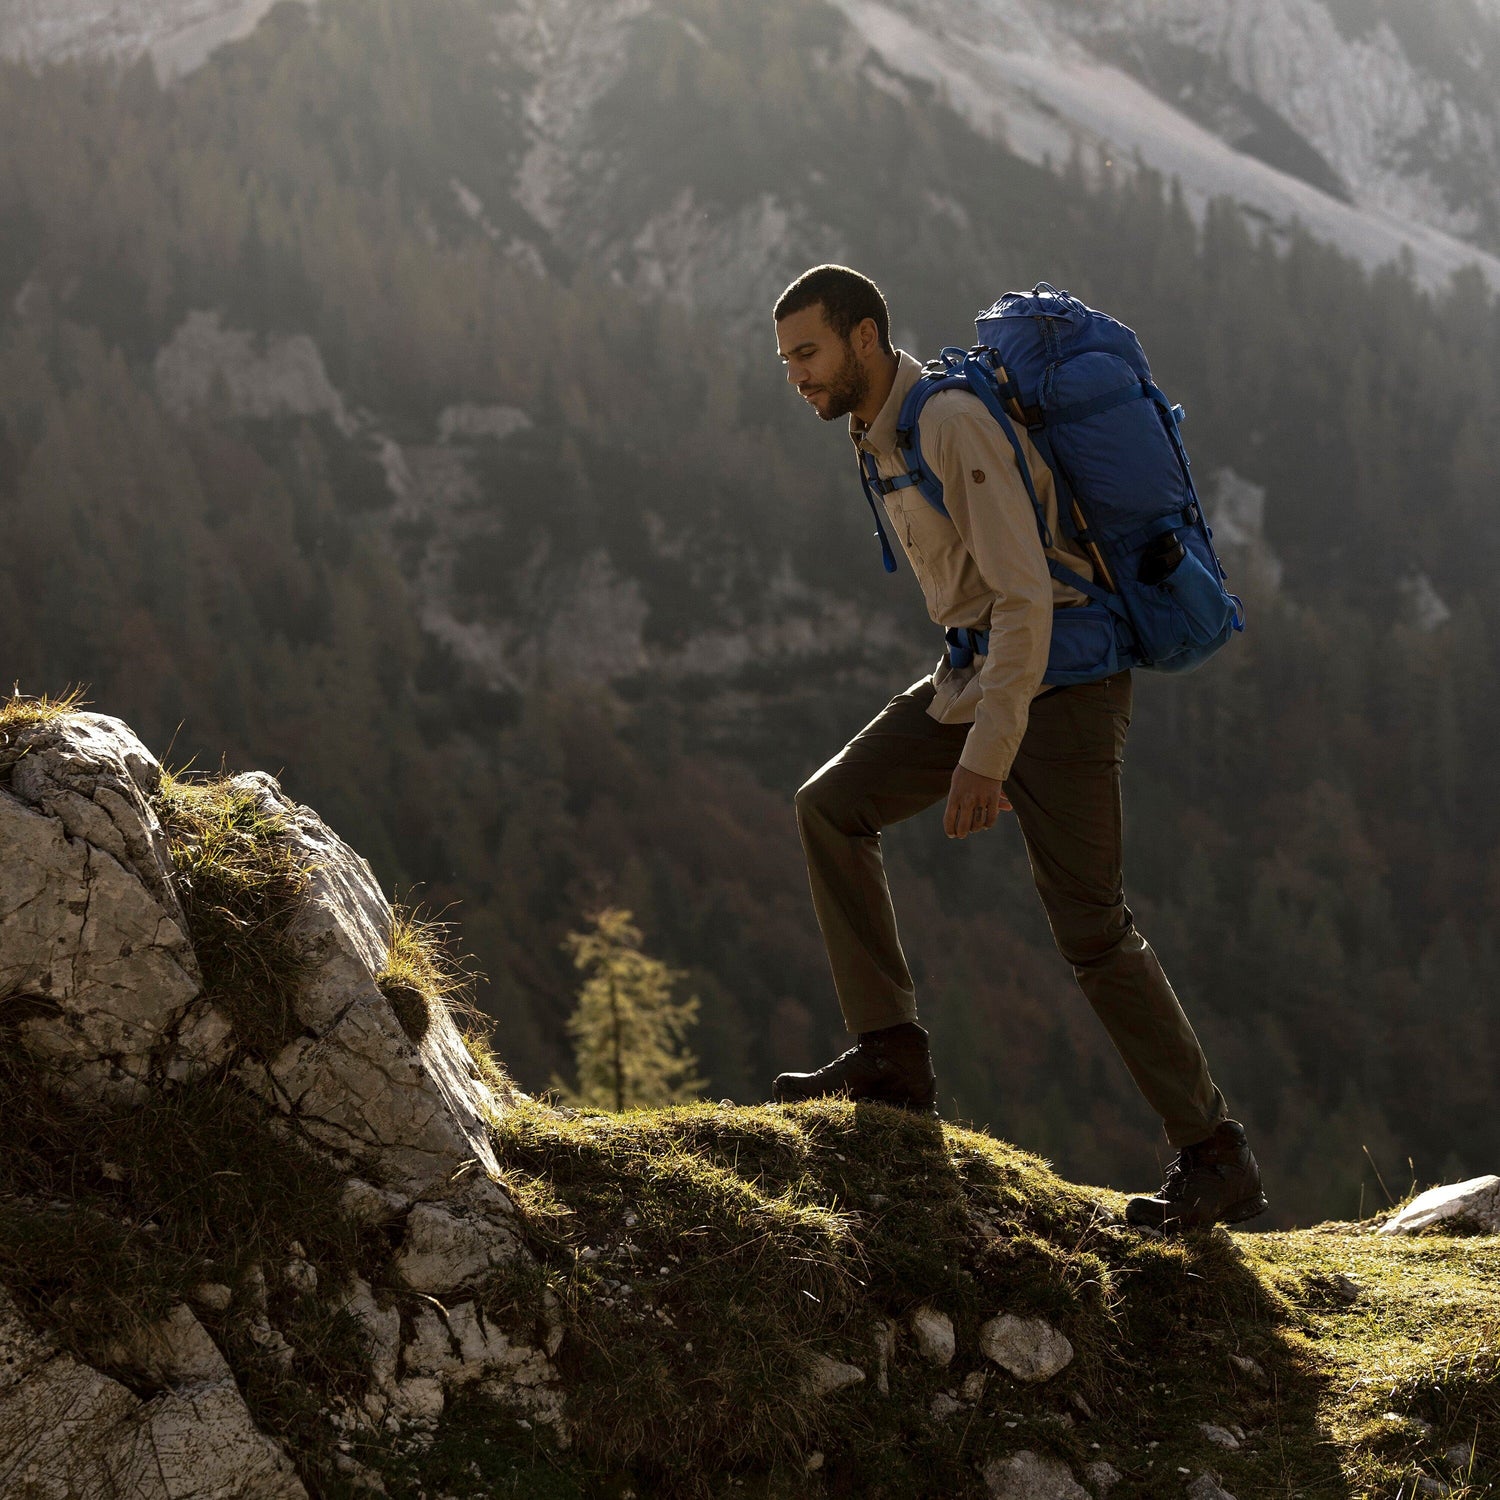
[854,316,881,359]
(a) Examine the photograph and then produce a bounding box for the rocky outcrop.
[1380,1176,1500,1236]
[0,714,214,1100]
[0,1287,307,1500]
[0,710,567,1495]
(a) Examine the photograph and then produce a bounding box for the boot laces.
[1160,1140,1218,1200]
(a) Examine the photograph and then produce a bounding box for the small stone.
[982,1449,1089,1499]
[979,1314,1074,1382]
[805,1452,825,1473]
[1185,1476,1238,1500]
[1199,1423,1241,1450]
[962,1370,988,1400]
[1416,1479,1451,1497]
[284,1258,318,1294]
[247,1318,295,1366]
[806,1354,865,1396]
[1084,1460,1122,1493]
[1070,1390,1094,1419]
[1228,1353,1267,1383]
[191,1282,234,1314]
[910,1305,956,1367]
[930,1392,963,1419]
[1446,1442,1474,1469]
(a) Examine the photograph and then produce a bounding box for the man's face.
[776,303,869,423]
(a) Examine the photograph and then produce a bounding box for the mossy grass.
[469,1099,1498,1500]
[1241,1232,1500,1499]
[155,769,312,1055]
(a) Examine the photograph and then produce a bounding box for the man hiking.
[770,264,1266,1232]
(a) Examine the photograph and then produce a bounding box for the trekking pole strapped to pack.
[858,284,1244,685]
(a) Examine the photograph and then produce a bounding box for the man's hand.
[944,763,1012,839]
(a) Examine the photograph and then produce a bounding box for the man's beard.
[814,344,870,422]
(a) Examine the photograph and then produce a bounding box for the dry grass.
[375,903,481,1044]
[0,685,89,742]
[154,770,312,1056]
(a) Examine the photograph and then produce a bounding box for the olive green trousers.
[794,672,1228,1147]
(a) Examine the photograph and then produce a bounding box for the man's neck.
[854,351,900,428]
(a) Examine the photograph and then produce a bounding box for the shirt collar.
[850,350,924,459]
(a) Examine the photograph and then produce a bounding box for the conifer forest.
[4,0,1499,1226]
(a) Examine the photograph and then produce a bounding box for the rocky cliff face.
[3,0,1496,293]
[0,709,563,1497]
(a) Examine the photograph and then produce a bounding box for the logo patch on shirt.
[971,469,986,484]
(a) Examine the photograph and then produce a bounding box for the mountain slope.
[5,0,1497,294]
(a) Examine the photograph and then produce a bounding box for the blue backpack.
[856,283,1244,685]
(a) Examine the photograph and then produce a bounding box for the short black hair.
[773,264,893,355]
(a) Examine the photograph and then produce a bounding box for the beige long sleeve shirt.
[851,351,1096,782]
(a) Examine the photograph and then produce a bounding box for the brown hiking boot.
[1126,1120,1268,1231]
[772,1022,939,1116]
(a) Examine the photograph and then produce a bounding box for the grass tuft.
[0,684,90,733]
[375,903,481,1045]
[0,686,91,760]
[155,770,312,1056]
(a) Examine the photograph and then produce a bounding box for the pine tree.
[562,909,704,1111]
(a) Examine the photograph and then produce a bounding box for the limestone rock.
[399,1301,566,1433]
[0,1287,305,1499]
[5,712,179,903]
[393,1201,520,1293]
[228,771,515,1197]
[982,1449,1089,1499]
[909,1304,956,1367]
[806,1353,865,1396]
[1200,1422,1241,1450]
[388,1376,445,1423]
[340,1281,401,1395]
[1185,1476,1238,1500]
[191,1284,234,1315]
[1084,1460,1122,1492]
[341,1178,410,1226]
[0,714,208,1098]
[101,1303,234,1388]
[929,1391,962,1419]
[1379,1176,1500,1236]
[979,1314,1074,1383]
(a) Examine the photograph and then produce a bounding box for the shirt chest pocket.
[893,488,969,582]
